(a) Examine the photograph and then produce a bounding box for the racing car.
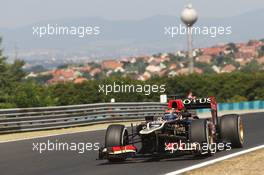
[98,97,244,162]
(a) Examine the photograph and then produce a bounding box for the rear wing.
[168,96,218,125]
[183,97,217,111]
[168,97,217,111]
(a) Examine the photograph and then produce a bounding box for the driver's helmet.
[163,108,177,121]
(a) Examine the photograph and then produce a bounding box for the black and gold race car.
[98,97,244,162]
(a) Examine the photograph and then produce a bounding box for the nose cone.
[181,4,198,27]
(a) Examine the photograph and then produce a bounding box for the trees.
[25,65,47,73]
[226,42,238,52]
[12,82,56,107]
[0,38,26,108]
[194,62,215,74]
[240,60,262,73]
[258,45,264,57]
[0,47,55,107]
[163,71,264,102]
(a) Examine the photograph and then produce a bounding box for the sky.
[1,0,264,28]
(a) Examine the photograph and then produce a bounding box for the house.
[201,47,224,56]
[194,67,203,74]
[159,69,167,76]
[175,51,186,57]
[160,63,167,69]
[74,77,88,84]
[142,71,151,80]
[212,65,220,73]
[106,70,113,77]
[176,68,189,75]
[101,60,123,70]
[79,65,92,72]
[52,69,76,81]
[168,71,177,77]
[53,69,73,77]
[147,57,155,63]
[176,68,203,75]
[39,70,53,76]
[145,65,162,73]
[179,63,185,68]
[48,77,65,84]
[234,52,254,60]
[235,43,246,48]
[256,56,264,64]
[221,64,236,73]
[130,57,137,64]
[74,71,82,78]
[147,57,161,65]
[47,69,81,84]
[236,44,258,59]
[142,56,150,62]
[90,68,101,77]
[239,46,257,54]
[138,71,152,81]
[160,53,170,62]
[235,58,251,66]
[120,57,130,63]
[114,67,125,73]
[25,72,38,79]
[247,40,263,48]
[196,55,213,64]
[169,64,177,70]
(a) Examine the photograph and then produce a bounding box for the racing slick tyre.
[220,114,244,148]
[190,119,212,156]
[105,124,129,162]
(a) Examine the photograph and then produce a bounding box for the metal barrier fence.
[197,100,264,113]
[1,100,263,134]
[0,102,167,134]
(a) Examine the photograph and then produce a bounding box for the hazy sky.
[1,0,264,28]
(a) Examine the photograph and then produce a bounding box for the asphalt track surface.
[0,113,263,175]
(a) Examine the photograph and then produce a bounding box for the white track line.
[165,144,264,175]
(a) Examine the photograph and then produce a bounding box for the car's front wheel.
[105,124,129,162]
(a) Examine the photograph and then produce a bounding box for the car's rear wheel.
[220,114,244,148]
[190,119,213,156]
[105,124,129,162]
